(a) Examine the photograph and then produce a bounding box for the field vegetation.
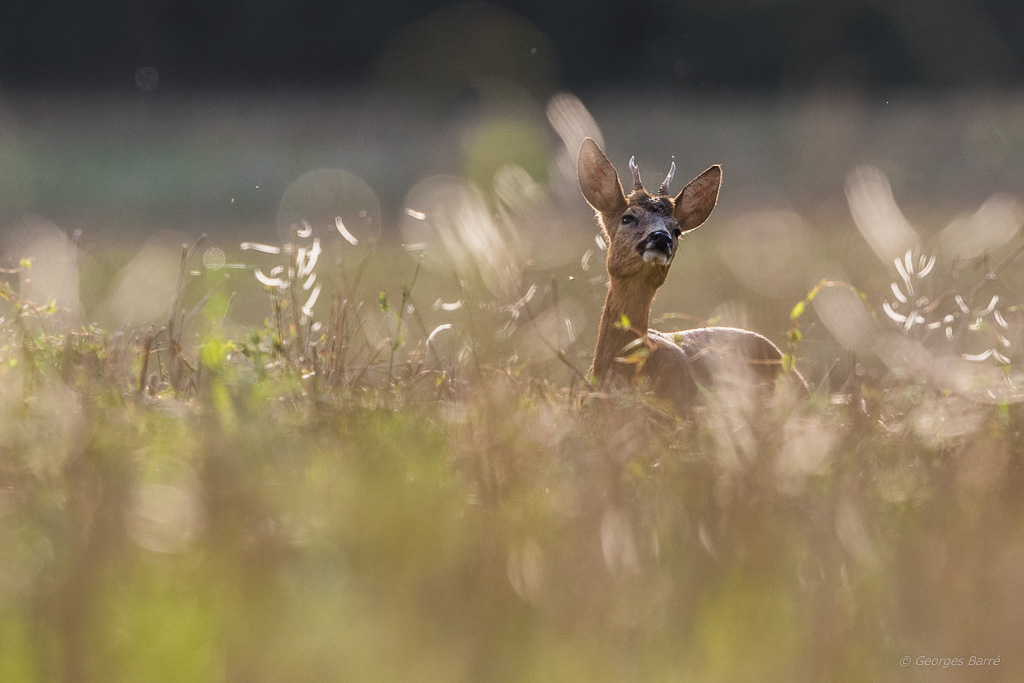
[1,93,1023,682]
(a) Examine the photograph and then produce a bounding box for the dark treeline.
[3,0,1024,93]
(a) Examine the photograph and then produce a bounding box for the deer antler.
[629,156,644,192]
[659,161,676,196]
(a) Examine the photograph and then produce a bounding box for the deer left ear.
[673,164,722,233]
[578,138,627,216]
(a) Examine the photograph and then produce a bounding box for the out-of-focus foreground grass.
[2,93,1024,682]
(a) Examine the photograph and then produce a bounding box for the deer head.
[577,137,721,290]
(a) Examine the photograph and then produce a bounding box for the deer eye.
[620,214,637,226]
[672,227,682,238]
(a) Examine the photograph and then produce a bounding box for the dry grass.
[3,90,1024,679]
[1,197,1023,683]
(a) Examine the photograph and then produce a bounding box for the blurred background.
[5,0,1024,223]
[4,2,1024,333]
[5,0,1024,217]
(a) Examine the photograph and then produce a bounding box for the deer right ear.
[674,164,722,233]
[578,138,627,216]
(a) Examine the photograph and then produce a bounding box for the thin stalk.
[288,228,306,363]
[331,243,375,389]
[386,254,422,386]
[139,333,155,395]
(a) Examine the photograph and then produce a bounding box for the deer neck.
[592,278,658,380]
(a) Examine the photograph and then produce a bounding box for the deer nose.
[644,230,673,253]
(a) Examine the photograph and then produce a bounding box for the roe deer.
[577,137,801,409]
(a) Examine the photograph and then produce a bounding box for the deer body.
[578,138,795,408]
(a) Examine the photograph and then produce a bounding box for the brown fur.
[578,137,801,409]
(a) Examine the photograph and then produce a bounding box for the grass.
[2,178,1024,683]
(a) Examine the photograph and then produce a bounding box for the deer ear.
[578,138,627,215]
[674,164,721,233]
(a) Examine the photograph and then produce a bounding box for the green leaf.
[200,335,230,371]
[790,300,806,321]
[781,353,795,373]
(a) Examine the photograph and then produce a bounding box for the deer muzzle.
[639,230,674,266]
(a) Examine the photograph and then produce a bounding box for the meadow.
[1,90,1023,682]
